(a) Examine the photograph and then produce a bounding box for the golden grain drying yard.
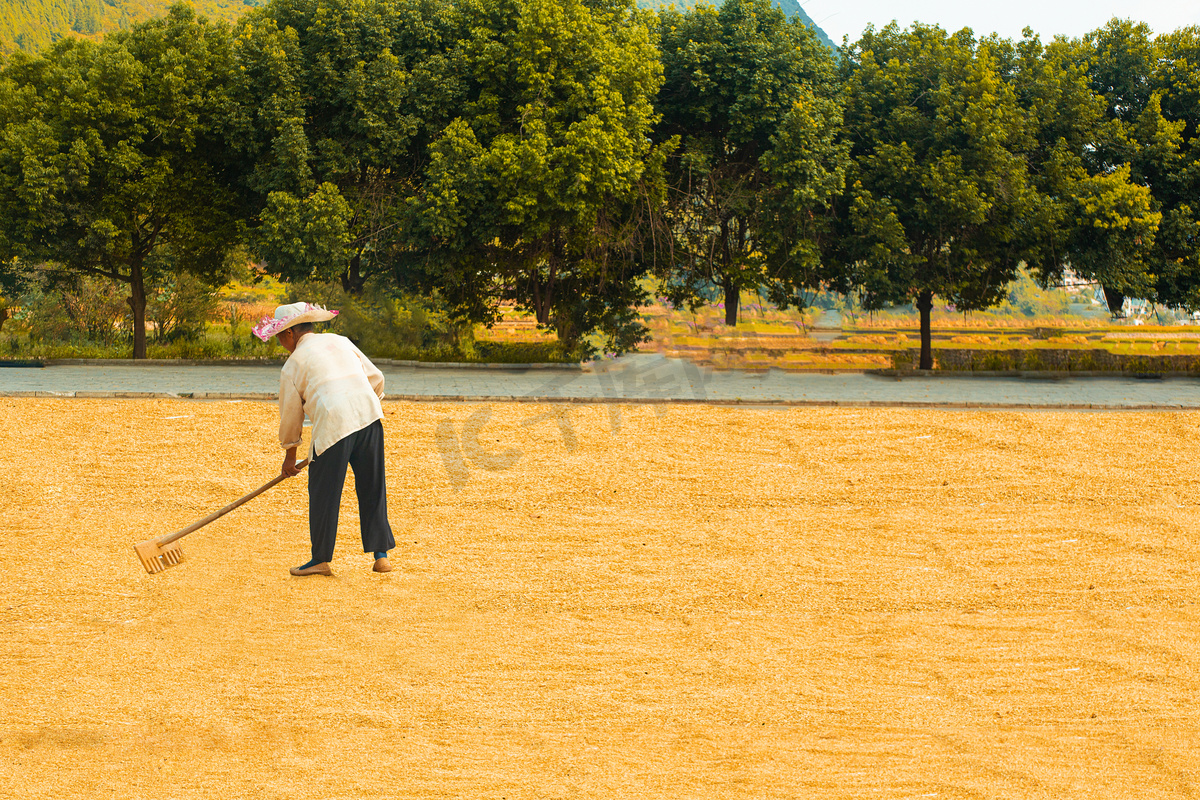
[2,398,1199,798]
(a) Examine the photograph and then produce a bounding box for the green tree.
[230,0,459,294]
[0,5,243,358]
[1001,30,1160,315]
[654,0,842,326]
[413,0,663,353]
[829,24,1043,369]
[1073,20,1200,314]
[1134,25,1200,312]
[758,84,850,315]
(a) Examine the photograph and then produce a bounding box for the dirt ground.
[2,398,1199,799]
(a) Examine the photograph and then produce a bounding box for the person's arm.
[281,445,301,477]
[351,341,385,399]
[279,374,305,475]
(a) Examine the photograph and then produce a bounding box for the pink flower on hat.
[252,302,339,342]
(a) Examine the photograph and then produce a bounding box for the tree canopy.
[230,0,459,294]
[412,0,663,352]
[994,29,1159,316]
[4,1,1200,362]
[0,5,245,358]
[1081,21,1200,314]
[654,0,844,326]
[829,24,1047,367]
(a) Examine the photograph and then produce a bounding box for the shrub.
[282,280,460,359]
[0,294,13,333]
[473,341,572,363]
[148,273,219,343]
[974,351,1015,370]
[15,274,129,346]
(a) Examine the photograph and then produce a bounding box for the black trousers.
[308,419,395,563]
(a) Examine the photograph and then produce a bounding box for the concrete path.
[3,354,1199,408]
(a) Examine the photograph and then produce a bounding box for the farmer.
[253,302,396,576]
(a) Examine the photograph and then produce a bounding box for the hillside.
[637,0,836,49]
[0,0,261,54]
[2,0,834,55]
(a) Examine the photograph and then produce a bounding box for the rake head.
[134,539,185,574]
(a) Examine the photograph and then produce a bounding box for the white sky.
[802,0,1198,44]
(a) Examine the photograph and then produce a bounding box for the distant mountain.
[637,0,836,50]
[772,0,835,49]
[0,0,262,54]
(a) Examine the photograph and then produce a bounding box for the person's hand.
[282,451,301,478]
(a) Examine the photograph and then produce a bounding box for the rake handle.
[157,459,310,546]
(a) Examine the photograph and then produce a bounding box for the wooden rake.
[134,460,309,574]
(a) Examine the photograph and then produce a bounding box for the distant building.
[1060,267,1095,290]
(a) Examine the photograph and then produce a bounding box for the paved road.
[3,354,1199,408]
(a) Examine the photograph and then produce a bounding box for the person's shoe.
[372,557,393,573]
[290,562,332,576]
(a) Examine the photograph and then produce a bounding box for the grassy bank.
[3,273,1190,369]
[0,329,574,364]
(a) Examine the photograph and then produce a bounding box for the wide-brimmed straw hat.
[252,302,338,342]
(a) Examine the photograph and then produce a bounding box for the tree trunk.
[128,259,148,360]
[1102,285,1126,317]
[723,280,739,326]
[534,250,558,326]
[532,272,552,325]
[341,252,365,296]
[554,314,578,354]
[916,289,933,370]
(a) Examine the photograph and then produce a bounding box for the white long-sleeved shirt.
[278,333,385,457]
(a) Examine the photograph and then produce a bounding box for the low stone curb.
[870,369,1200,379]
[27,358,285,367]
[1,389,1194,410]
[377,359,584,371]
